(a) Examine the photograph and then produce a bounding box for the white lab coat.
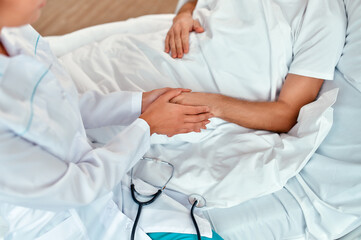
[0,25,212,239]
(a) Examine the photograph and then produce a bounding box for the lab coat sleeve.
[0,118,150,210]
[78,90,142,129]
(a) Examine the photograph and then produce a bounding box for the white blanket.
[59,0,336,208]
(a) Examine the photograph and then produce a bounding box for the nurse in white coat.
[0,0,214,239]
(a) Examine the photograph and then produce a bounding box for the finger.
[174,28,183,58]
[184,113,213,123]
[169,31,177,58]
[201,121,209,129]
[172,120,210,136]
[181,122,205,132]
[168,127,196,137]
[181,27,190,54]
[178,88,192,93]
[182,105,210,115]
[193,20,205,33]
[158,87,172,95]
[152,88,172,100]
[169,96,179,104]
[175,128,201,136]
[166,88,191,93]
[165,33,170,53]
[169,89,192,103]
[173,128,193,136]
[159,89,184,101]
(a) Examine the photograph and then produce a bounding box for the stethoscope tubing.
[130,184,162,206]
[129,158,201,240]
[130,184,163,240]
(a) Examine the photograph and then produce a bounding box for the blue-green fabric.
[148,230,224,240]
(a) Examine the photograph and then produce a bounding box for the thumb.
[159,89,183,102]
[193,20,204,33]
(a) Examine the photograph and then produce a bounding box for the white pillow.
[337,0,361,92]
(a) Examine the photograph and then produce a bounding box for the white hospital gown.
[58,0,346,209]
[273,0,345,80]
[0,26,212,239]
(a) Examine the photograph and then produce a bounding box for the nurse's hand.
[140,89,213,137]
[165,12,204,59]
[142,88,191,113]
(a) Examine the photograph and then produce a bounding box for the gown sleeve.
[288,0,346,81]
[0,118,150,211]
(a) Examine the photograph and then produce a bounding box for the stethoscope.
[130,157,206,240]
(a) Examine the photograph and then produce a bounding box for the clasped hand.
[140,88,213,137]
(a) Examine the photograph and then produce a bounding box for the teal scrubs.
[148,230,224,240]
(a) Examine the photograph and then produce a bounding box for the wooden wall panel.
[33,0,178,36]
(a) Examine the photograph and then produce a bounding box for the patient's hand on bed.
[140,88,212,137]
[165,3,204,58]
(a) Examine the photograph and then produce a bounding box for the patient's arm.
[171,74,324,133]
[165,0,203,58]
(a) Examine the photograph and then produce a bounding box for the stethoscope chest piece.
[188,194,207,240]
[188,194,207,208]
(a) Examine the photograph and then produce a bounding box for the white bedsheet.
[203,68,361,239]
[58,1,337,208]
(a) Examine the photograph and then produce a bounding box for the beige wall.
[32,0,178,36]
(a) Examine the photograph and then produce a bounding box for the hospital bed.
[1,0,361,239]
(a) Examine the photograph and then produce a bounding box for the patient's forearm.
[212,95,299,133]
[173,93,297,132]
[177,0,198,16]
[171,74,323,133]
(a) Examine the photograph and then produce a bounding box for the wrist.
[174,11,193,22]
[209,94,223,118]
[139,114,155,135]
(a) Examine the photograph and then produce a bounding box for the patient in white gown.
[60,0,346,208]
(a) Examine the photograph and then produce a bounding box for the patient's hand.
[171,92,221,117]
[165,12,204,59]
